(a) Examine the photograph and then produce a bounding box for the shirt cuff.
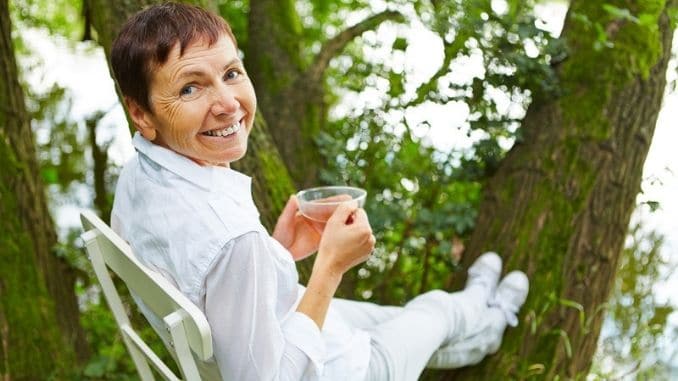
[282,312,326,377]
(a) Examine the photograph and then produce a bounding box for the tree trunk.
[246,0,325,189]
[89,0,295,229]
[231,112,296,229]
[445,0,677,379]
[0,0,88,377]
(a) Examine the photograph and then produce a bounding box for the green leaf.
[645,200,660,212]
[388,71,405,97]
[555,328,573,358]
[638,13,658,28]
[392,37,408,51]
[668,7,678,28]
[83,356,109,377]
[41,166,58,184]
[602,4,639,24]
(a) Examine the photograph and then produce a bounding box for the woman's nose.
[210,84,239,116]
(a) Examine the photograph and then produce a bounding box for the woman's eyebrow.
[175,69,206,81]
[223,57,243,69]
[175,58,243,81]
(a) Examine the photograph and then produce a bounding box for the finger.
[327,202,358,225]
[361,232,376,247]
[352,208,370,226]
[286,195,300,211]
[272,196,299,243]
[279,195,299,218]
[359,235,376,260]
[368,234,376,246]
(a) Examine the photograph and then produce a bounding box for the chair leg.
[165,311,202,380]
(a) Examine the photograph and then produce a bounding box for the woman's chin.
[212,148,248,166]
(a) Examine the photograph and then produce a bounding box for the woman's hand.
[296,203,375,329]
[272,196,325,261]
[314,203,375,276]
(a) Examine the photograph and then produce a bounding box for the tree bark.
[245,0,314,188]
[0,0,88,377]
[89,0,295,229]
[445,0,677,379]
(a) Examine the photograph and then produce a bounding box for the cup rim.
[296,186,367,205]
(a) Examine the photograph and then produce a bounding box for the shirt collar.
[132,132,252,196]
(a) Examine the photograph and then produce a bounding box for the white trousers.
[331,291,456,381]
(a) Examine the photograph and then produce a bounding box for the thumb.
[283,195,300,216]
[275,195,299,227]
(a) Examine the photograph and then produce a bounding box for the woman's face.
[130,34,257,166]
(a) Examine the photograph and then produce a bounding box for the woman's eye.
[225,69,241,81]
[180,85,198,98]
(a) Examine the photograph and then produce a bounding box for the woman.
[110,3,529,380]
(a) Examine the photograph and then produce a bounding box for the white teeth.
[204,121,241,137]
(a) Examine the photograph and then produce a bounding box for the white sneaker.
[489,271,529,327]
[426,269,529,369]
[442,252,503,342]
[464,252,502,301]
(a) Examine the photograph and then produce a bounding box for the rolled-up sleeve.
[204,232,325,380]
[281,312,325,377]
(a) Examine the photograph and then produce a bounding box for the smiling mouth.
[202,121,242,137]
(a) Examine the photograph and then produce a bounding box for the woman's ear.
[125,97,157,141]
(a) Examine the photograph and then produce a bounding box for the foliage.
[318,0,562,303]
[217,0,250,50]
[318,111,482,303]
[590,220,676,380]
[297,0,372,58]
[12,1,119,216]
[30,86,87,190]
[11,0,84,40]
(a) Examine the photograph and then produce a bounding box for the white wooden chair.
[80,210,220,380]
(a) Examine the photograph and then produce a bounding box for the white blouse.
[111,133,371,380]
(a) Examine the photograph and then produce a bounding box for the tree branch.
[402,42,457,108]
[307,10,405,83]
[401,27,475,109]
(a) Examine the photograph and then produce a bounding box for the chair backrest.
[80,210,216,380]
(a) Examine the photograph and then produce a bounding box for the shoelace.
[466,265,500,298]
[488,295,519,327]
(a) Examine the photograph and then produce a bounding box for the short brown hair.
[111,2,237,112]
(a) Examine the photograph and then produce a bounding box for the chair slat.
[80,210,218,380]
